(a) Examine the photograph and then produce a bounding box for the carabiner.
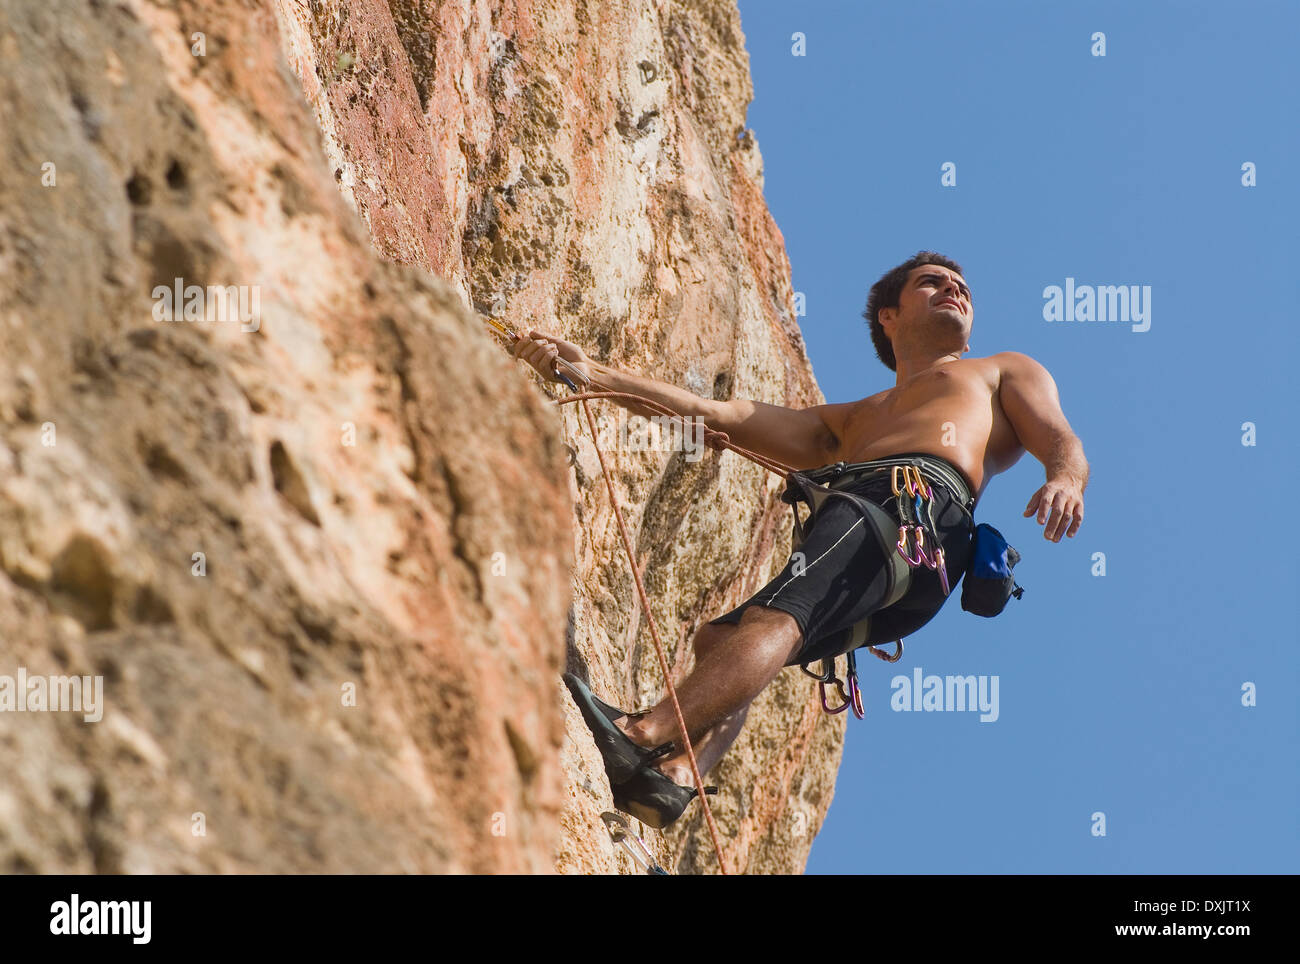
[900,466,930,500]
[867,639,904,663]
[848,672,864,718]
[601,812,670,874]
[898,525,926,566]
[820,676,853,715]
[896,524,912,556]
[845,650,864,719]
[914,528,937,568]
[800,658,836,683]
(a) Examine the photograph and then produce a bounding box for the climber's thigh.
[706,498,896,666]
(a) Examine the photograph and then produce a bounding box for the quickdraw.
[483,315,588,391]
[800,639,903,721]
[801,650,863,719]
[601,812,670,875]
[892,463,951,596]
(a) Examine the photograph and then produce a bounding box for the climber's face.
[881,264,973,346]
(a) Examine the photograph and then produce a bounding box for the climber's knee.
[692,619,735,662]
[696,604,803,667]
[734,605,805,667]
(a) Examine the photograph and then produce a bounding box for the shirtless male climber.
[515,251,1089,828]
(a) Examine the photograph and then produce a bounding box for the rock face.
[0,0,842,875]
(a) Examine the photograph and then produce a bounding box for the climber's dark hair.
[863,251,969,372]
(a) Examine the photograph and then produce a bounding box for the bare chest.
[834,361,1020,492]
[855,364,994,428]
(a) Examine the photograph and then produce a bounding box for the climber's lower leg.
[650,705,750,786]
[646,620,757,781]
[617,605,802,776]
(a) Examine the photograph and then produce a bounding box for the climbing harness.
[601,811,670,875]
[779,455,975,720]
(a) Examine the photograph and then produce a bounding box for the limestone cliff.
[0,0,842,875]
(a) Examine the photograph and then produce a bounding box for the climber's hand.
[512,330,593,385]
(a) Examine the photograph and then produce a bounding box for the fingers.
[1064,500,1084,538]
[1023,490,1040,517]
[1042,496,1066,541]
[1027,484,1084,542]
[1042,492,1083,542]
[534,344,559,378]
[1064,510,1083,539]
[513,335,545,358]
[511,334,561,381]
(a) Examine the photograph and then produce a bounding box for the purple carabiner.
[899,525,927,566]
[820,678,852,715]
[914,528,938,568]
[847,671,864,719]
[896,525,912,559]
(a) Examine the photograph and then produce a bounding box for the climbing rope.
[483,320,731,869]
[571,390,730,874]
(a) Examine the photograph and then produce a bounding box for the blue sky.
[734,0,1299,873]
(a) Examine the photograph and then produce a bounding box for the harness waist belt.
[804,454,974,511]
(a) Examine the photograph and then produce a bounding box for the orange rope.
[558,390,795,478]
[574,396,730,875]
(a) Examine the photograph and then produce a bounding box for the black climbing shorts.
[709,453,977,667]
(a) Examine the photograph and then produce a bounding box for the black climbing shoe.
[612,765,719,830]
[563,673,675,785]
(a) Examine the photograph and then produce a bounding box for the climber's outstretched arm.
[706,397,850,470]
[513,330,843,470]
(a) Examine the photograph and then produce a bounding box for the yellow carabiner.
[903,466,931,500]
[891,465,907,496]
